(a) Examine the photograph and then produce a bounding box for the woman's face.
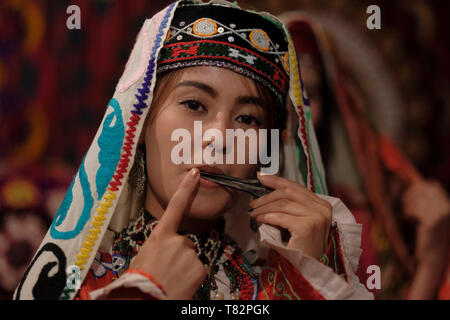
[142,66,270,221]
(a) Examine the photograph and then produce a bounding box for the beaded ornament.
[112,208,259,300]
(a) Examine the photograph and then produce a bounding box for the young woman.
[14,0,372,300]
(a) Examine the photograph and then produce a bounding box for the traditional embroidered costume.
[14,0,372,300]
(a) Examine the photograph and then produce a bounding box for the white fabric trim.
[89,272,166,300]
[259,194,373,299]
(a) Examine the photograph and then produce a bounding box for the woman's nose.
[202,112,231,154]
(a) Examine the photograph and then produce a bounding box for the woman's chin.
[188,194,231,220]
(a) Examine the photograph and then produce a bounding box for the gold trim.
[283,53,290,74]
[165,29,171,42]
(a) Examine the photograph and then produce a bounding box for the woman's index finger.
[158,168,200,233]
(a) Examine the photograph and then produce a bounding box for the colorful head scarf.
[14,0,327,300]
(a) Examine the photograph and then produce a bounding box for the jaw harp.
[199,171,273,198]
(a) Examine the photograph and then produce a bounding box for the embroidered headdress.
[15,0,327,300]
[157,1,290,106]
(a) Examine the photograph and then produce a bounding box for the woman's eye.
[236,115,262,126]
[180,99,206,112]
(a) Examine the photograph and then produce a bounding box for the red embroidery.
[109,113,140,191]
[164,40,287,79]
[273,69,286,89]
[172,44,199,57]
[161,40,288,92]
[257,250,325,300]
[161,54,286,92]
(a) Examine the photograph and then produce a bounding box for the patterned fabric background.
[0,0,448,299]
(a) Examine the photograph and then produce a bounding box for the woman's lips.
[196,165,224,175]
[194,165,224,189]
[199,177,220,188]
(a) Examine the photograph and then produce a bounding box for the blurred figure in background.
[280,11,450,299]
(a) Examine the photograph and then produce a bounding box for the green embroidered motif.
[259,266,293,300]
[319,254,329,265]
[277,263,301,300]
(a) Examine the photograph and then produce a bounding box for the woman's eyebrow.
[174,81,217,97]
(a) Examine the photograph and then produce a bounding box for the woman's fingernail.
[190,168,199,178]
[258,171,271,177]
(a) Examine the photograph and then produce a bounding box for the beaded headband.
[157,1,290,106]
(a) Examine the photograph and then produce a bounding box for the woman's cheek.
[144,110,184,189]
[155,110,190,160]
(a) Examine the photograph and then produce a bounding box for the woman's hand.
[402,180,450,299]
[129,168,207,299]
[402,180,450,229]
[249,173,333,260]
[402,180,450,263]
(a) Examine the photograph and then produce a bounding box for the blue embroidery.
[49,1,177,241]
[132,1,176,115]
[50,159,94,239]
[96,98,124,199]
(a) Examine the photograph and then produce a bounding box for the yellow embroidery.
[283,53,290,74]
[74,189,116,270]
[165,29,171,42]
[288,39,303,107]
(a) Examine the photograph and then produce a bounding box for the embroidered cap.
[157,1,291,106]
